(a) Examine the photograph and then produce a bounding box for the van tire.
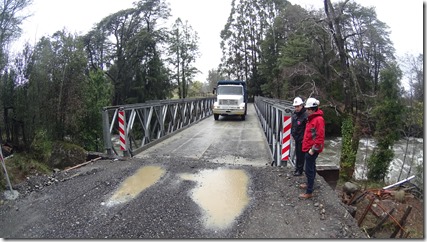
[214,114,219,120]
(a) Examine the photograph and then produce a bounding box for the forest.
[0,0,423,187]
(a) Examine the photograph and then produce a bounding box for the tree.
[220,0,283,97]
[0,0,32,70]
[167,18,200,99]
[25,30,88,142]
[367,63,404,181]
[0,0,33,144]
[397,53,423,181]
[206,68,227,93]
[187,80,204,97]
[403,53,423,102]
[322,0,395,181]
[259,3,307,99]
[77,69,113,151]
[84,0,172,105]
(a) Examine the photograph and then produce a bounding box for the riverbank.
[316,137,423,188]
[334,180,423,238]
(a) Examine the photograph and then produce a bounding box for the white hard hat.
[293,97,304,106]
[305,97,319,108]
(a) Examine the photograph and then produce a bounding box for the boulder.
[48,141,87,169]
[343,182,359,194]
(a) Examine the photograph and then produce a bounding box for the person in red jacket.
[299,97,325,199]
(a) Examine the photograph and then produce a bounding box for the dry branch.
[63,157,102,172]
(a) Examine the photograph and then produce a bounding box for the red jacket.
[302,109,325,153]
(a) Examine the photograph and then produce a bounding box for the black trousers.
[294,141,305,173]
[304,152,318,194]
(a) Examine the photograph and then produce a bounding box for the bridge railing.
[102,97,215,157]
[254,96,295,167]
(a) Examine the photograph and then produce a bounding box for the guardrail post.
[118,107,130,157]
[280,114,292,167]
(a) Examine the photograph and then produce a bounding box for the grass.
[0,153,52,190]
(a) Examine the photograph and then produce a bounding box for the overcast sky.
[16,0,424,82]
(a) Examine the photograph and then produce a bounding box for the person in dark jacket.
[299,97,325,199]
[291,97,308,176]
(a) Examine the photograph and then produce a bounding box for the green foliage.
[367,145,394,181]
[86,0,172,105]
[16,30,89,145]
[167,18,200,99]
[414,164,424,191]
[402,101,423,138]
[206,69,227,92]
[187,81,204,97]
[339,117,357,181]
[29,129,52,163]
[257,4,318,99]
[220,0,285,90]
[279,34,312,67]
[367,63,404,181]
[76,69,112,152]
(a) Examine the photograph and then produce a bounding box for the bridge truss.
[102,98,215,156]
[254,96,295,167]
[101,96,295,168]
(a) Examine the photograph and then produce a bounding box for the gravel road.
[0,156,366,239]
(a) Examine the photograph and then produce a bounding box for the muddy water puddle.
[180,168,250,230]
[105,165,165,207]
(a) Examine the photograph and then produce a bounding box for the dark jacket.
[291,107,308,143]
[302,109,325,153]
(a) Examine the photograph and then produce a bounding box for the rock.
[343,182,359,194]
[47,141,87,169]
[394,190,405,203]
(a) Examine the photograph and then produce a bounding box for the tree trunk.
[324,0,360,181]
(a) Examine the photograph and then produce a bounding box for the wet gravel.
[0,156,367,239]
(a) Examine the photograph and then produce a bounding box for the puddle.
[179,168,250,230]
[105,165,165,207]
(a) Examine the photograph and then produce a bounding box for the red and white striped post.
[281,115,292,166]
[118,108,129,157]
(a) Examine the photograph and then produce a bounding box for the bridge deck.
[135,103,272,167]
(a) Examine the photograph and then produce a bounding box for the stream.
[314,137,424,188]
